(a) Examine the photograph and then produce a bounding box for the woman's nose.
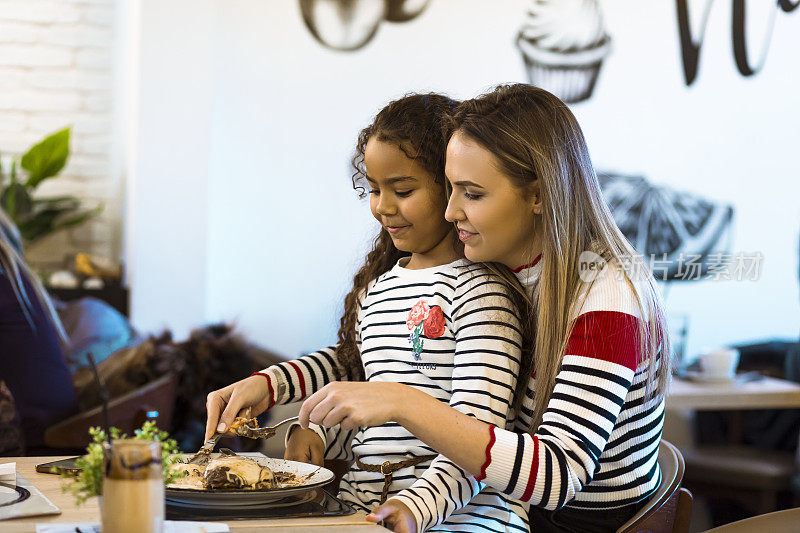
[445,196,460,222]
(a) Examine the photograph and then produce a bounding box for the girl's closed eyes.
[367,187,414,198]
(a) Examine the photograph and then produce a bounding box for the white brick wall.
[0,0,119,265]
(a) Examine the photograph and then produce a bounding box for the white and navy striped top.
[478,256,665,511]
[257,258,529,532]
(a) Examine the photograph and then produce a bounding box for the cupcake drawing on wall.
[517,0,612,103]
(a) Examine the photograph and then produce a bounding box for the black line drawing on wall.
[517,0,612,104]
[598,173,735,281]
[676,0,798,86]
[300,0,430,52]
[385,0,430,22]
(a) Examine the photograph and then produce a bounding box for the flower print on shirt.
[423,306,446,338]
[407,300,446,360]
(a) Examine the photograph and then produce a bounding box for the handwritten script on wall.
[677,0,799,85]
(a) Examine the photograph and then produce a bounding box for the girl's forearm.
[263,346,341,405]
[393,385,492,476]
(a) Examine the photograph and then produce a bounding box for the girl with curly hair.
[206,93,531,532]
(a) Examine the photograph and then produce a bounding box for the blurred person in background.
[0,208,77,454]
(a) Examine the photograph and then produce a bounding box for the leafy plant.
[0,127,102,244]
[58,421,184,506]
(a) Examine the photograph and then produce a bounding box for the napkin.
[36,521,230,532]
[0,462,15,484]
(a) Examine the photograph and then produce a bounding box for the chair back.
[44,373,178,449]
[617,439,692,533]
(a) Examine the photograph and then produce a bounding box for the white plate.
[165,455,334,508]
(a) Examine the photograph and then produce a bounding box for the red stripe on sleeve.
[520,435,540,502]
[565,311,641,371]
[286,361,307,399]
[476,424,497,481]
[251,371,275,408]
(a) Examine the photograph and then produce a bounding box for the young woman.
[206,94,530,531]
[297,84,671,533]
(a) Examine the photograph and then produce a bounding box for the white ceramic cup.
[699,348,740,379]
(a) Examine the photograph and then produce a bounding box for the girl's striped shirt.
[257,258,529,532]
[478,256,665,511]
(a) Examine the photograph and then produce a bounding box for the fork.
[187,415,299,465]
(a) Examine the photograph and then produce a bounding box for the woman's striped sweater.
[482,257,665,510]
[257,258,529,532]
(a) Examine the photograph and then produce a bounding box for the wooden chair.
[43,373,178,450]
[704,507,800,532]
[682,346,800,518]
[617,440,693,533]
[681,444,796,515]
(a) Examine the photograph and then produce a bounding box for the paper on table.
[36,521,230,533]
[0,473,60,521]
[0,462,15,485]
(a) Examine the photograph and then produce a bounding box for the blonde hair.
[0,208,67,342]
[448,84,670,429]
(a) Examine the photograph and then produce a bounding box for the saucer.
[681,370,736,384]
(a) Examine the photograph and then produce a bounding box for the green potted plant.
[0,127,102,246]
[59,421,183,506]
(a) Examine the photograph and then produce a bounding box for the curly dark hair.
[334,93,459,380]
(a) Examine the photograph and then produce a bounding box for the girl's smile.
[385,224,410,234]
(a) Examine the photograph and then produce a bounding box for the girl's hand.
[205,375,272,440]
[298,382,409,430]
[366,499,418,533]
[284,427,324,466]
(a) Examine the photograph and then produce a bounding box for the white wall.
[127,0,215,338]
[129,0,800,359]
[577,1,800,358]
[203,0,530,356]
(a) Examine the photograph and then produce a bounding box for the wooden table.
[3,457,388,532]
[705,507,800,532]
[666,375,800,411]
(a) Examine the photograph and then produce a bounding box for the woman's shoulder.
[572,258,649,321]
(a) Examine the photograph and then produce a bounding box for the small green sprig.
[58,421,184,506]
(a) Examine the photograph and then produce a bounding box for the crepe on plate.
[169,450,277,490]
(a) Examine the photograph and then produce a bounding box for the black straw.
[86,352,111,444]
